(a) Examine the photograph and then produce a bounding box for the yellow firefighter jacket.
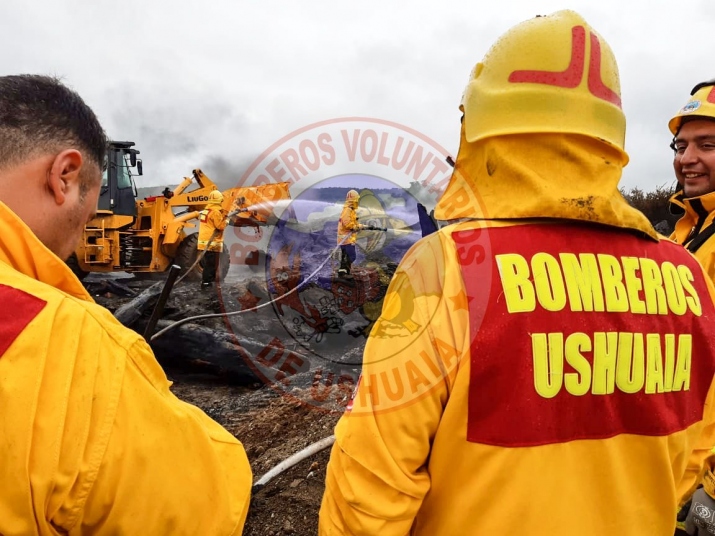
[670,190,715,283]
[319,132,715,535]
[198,204,228,252]
[337,198,361,246]
[0,201,251,535]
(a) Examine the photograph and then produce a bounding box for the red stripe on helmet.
[587,32,622,108]
[508,26,586,88]
[708,86,715,104]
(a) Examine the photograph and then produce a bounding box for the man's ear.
[47,149,83,206]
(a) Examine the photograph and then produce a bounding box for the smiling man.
[668,79,715,536]
[669,80,715,283]
[0,75,251,535]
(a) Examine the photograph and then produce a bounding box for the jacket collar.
[435,130,658,240]
[669,190,715,223]
[0,201,93,301]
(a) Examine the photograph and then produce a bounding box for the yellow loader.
[68,141,291,281]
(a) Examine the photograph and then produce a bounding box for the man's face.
[53,166,101,261]
[673,119,715,198]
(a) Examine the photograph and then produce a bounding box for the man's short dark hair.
[0,75,108,193]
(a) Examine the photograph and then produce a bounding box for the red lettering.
[255,338,305,385]
[422,156,450,186]
[275,352,305,381]
[356,373,380,407]
[266,158,287,182]
[453,228,486,264]
[230,243,259,266]
[405,360,430,394]
[255,338,284,367]
[418,350,442,378]
[434,337,461,369]
[458,243,486,265]
[346,375,361,412]
[405,146,434,181]
[377,132,390,165]
[336,374,356,406]
[392,138,414,171]
[318,132,336,165]
[232,225,262,243]
[299,139,321,171]
[438,185,471,220]
[360,129,378,162]
[430,173,452,195]
[341,129,360,161]
[311,369,334,402]
[280,148,307,181]
[379,369,405,401]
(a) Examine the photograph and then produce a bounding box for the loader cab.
[99,141,143,216]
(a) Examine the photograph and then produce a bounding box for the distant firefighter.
[336,189,366,276]
[197,189,228,288]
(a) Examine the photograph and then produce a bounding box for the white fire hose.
[252,435,336,493]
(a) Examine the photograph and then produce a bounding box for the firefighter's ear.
[46,149,83,205]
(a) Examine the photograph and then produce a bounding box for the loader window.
[101,155,108,190]
[117,155,133,189]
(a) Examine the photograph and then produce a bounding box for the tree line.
[620,183,679,235]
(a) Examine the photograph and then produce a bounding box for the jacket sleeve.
[677,386,715,508]
[211,208,228,231]
[319,234,465,535]
[342,208,361,232]
[71,336,252,535]
[677,270,715,507]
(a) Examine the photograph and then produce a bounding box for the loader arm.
[224,181,292,227]
[164,210,201,247]
[167,169,291,225]
[168,170,222,212]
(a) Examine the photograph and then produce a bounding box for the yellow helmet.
[668,79,715,135]
[461,10,626,160]
[345,190,359,202]
[208,190,224,204]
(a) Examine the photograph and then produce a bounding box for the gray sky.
[1,0,710,193]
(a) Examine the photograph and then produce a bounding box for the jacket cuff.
[703,469,715,499]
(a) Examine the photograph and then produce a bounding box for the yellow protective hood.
[434,129,657,240]
[0,201,92,301]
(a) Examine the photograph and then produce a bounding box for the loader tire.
[66,253,88,281]
[174,233,230,282]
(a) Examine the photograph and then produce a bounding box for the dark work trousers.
[201,250,220,284]
[339,244,357,274]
